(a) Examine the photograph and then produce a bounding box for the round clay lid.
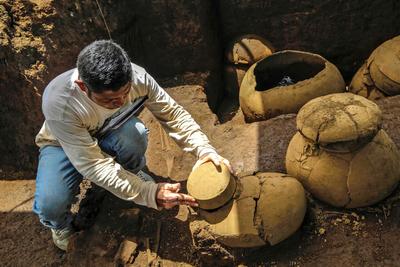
[297,93,382,144]
[187,161,236,210]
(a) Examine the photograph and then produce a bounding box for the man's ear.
[75,80,88,93]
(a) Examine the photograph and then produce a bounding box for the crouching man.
[33,40,232,251]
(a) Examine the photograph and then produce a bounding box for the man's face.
[76,81,131,109]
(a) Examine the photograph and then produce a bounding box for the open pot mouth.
[254,51,326,91]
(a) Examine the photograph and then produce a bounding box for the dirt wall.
[0,0,399,175]
[0,1,108,174]
[218,0,400,79]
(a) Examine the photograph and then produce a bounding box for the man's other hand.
[193,153,234,174]
[156,183,198,209]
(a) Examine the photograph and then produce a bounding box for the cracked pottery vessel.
[239,50,346,122]
[286,93,400,208]
[224,34,274,98]
[192,173,307,247]
[225,34,274,65]
[348,62,387,101]
[350,35,400,99]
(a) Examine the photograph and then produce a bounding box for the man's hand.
[156,183,198,209]
[193,152,234,174]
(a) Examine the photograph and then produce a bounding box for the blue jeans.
[33,117,148,230]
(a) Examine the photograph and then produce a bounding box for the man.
[33,40,232,251]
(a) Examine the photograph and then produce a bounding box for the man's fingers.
[181,200,198,207]
[204,154,235,175]
[162,200,198,209]
[178,192,196,203]
[163,183,181,192]
[193,154,221,171]
[161,192,196,203]
[193,154,235,176]
[159,192,198,209]
[222,158,235,174]
[209,154,221,166]
[162,201,179,209]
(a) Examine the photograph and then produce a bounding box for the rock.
[114,238,138,265]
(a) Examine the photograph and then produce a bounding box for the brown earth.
[2,1,400,266]
[2,83,400,266]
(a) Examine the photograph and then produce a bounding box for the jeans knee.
[34,191,73,222]
[100,117,148,163]
[121,117,148,150]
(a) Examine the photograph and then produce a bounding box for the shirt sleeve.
[142,72,217,158]
[45,119,159,209]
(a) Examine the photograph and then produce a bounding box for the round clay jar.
[296,93,382,151]
[349,62,387,101]
[239,50,345,122]
[226,34,274,65]
[256,173,307,245]
[191,173,307,247]
[367,35,400,96]
[286,130,400,208]
[187,162,236,210]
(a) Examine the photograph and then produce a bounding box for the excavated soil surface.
[2,1,400,266]
[2,81,400,266]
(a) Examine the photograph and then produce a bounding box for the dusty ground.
[2,78,400,266]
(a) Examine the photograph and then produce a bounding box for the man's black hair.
[77,40,132,92]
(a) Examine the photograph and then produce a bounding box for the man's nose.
[112,98,125,107]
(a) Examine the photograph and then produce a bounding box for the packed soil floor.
[2,76,400,266]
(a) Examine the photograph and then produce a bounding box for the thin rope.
[95,0,112,39]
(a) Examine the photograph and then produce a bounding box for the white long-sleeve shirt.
[35,63,216,209]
